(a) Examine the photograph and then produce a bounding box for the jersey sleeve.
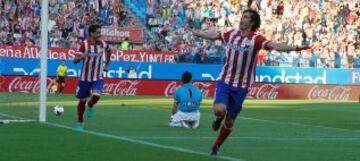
[220,30,233,43]
[255,35,272,50]
[77,41,85,52]
[173,89,180,102]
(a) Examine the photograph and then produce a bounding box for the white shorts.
[169,111,200,128]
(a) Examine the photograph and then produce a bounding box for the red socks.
[213,124,232,148]
[77,96,101,123]
[77,100,86,123]
[87,95,100,107]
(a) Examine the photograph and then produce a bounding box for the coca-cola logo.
[307,86,351,100]
[103,80,139,96]
[8,77,56,93]
[247,84,280,99]
[193,82,212,98]
[164,81,180,97]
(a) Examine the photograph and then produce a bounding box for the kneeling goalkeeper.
[169,71,202,128]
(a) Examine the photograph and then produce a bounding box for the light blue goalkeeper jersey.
[173,83,202,112]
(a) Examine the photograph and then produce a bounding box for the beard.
[239,23,247,31]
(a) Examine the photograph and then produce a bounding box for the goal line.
[0,112,36,124]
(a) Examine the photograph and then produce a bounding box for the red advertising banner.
[101,27,143,43]
[0,76,214,97]
[1,76,360,101]
[0,45,176,63]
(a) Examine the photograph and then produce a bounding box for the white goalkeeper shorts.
[169,110,200,128]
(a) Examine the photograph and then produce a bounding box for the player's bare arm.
[267,42,312,52]
[170,101,179,121]
[171,102,179,115]
[189,28,221,40]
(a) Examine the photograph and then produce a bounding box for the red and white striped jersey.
[218,30,272,88]
[78,39,107,82]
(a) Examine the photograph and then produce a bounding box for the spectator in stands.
[334,51,342,68]
[309,52,319,67]
[141,0,359,68]
[127,66,137,79]
[0,0,137,48]
[257,51,266,66]
[276,1,284,18]
[0,0,359,69]
[294,53,304,67]
[120,37,130,50]
[276,52,288,66]
[354,54,360,68]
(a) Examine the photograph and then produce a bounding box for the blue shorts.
[76,80,104,99]
[214,80,248,119]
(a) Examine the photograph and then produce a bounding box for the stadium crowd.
[0,0,136,49]
[0,0,359,68]
[145,0,360,68]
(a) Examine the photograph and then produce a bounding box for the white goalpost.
[39,0,49,122]
[0,0,49,124]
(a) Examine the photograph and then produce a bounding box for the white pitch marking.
[0,112,36,123]
[0,111,244,161]
[127,136,360,141]
[132,106,360,133]
[45,122,245,161]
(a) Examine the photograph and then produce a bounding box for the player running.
[73,24,111,131]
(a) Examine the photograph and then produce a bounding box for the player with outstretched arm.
[189,9,311,155]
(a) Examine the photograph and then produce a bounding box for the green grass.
[0,93,360,161]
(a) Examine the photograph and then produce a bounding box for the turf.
[0,93,359,161]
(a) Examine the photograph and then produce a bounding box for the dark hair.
[89,24,101,36]
[243,9,261,31]
[181,71,192,83]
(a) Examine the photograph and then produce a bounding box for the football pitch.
[0,93,359,161]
